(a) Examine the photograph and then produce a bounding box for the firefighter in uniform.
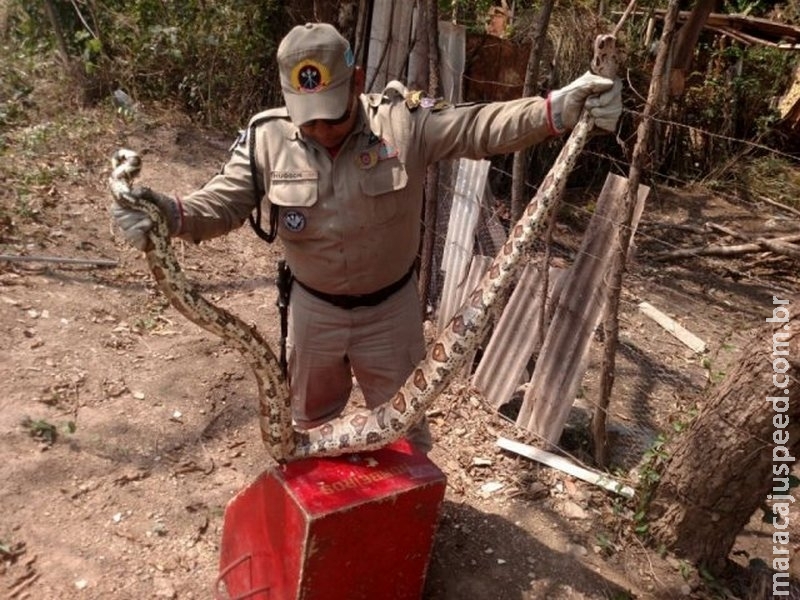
[112,23,622,453]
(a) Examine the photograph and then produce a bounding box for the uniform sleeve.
[413,96,554,165]
[176,136,258,244]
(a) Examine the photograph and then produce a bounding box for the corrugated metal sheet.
[437,21,466,103]
[437,158,491,330]
[518,174,650,445]
[366,0,415,92]
[473,265,565,409]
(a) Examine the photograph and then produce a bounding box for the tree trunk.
[647,298,799,573]
[673,0,714,72]
[509,0,554,223]
[418,0,441,315]
[592,0,680,467]
[669,0,714,95]
[42,0,71,66]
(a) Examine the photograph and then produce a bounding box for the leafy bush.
[685,43,795,140]
[4,0,288,129]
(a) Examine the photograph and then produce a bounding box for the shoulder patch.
[405,90,450,112]
[405,90,424,110]
[229,129,247,152]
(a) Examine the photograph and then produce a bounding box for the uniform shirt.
[178,81,554,296]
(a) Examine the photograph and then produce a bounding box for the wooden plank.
[473,265,565,409]
[518,174,650,445]
[496,437,635,498]
[648,9,800,46]
[638,301,707,354]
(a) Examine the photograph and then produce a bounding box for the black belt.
[295,267,414,310]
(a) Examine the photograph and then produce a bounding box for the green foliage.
[594,531,617,556]
[19,415,77,445]
[728,154,800,210]
[0,51,34,133]
[20,416,58,444]
[671,42,796,177]
[722,0,791,17]
[7,2,58,52]
[630,401,704,540]
[5,0,288,128]
[439,0,496,32]
[108,0,287,126]
[678,559,693,581]
[632,432,670,537]
[613,0,798,184]
[670,405,698,433]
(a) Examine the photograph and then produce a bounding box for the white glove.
[548,71,622,133]
[112,188,181,251]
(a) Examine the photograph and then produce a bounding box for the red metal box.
[217,439,447,600]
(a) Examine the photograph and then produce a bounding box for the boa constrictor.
[109,35,619,464]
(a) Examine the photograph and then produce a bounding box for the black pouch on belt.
[275,259,293,376]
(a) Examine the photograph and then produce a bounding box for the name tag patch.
[271,170,317,182]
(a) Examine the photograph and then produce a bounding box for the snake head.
[590,34,620,80]
[111,148,142,184]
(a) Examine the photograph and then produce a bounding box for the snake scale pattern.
[109,35,618,463]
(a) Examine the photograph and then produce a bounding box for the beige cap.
[277,23,355,125]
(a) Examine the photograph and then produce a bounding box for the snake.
[109,35,619,464]
[108,156,295,459]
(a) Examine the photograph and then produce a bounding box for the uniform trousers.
[286,275,432,452]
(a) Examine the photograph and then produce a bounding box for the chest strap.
[294,267,414,310]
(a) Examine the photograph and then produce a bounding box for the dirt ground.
[1,98,799,600]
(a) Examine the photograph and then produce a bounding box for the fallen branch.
[496,437,635,498]
[0,254,119,268]
[640,220,705,235]
[6,552,38,599]
[703,221,747,240]
[756,237,800,259]
[653,233,800,260]
[746,254,789,269]
[758,194,800,218]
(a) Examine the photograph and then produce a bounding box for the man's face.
[298,93,357,149]
[297,68,364,150]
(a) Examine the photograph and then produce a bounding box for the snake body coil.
[108,35,618,462]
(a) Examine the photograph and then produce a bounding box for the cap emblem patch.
[291,59,331,93]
